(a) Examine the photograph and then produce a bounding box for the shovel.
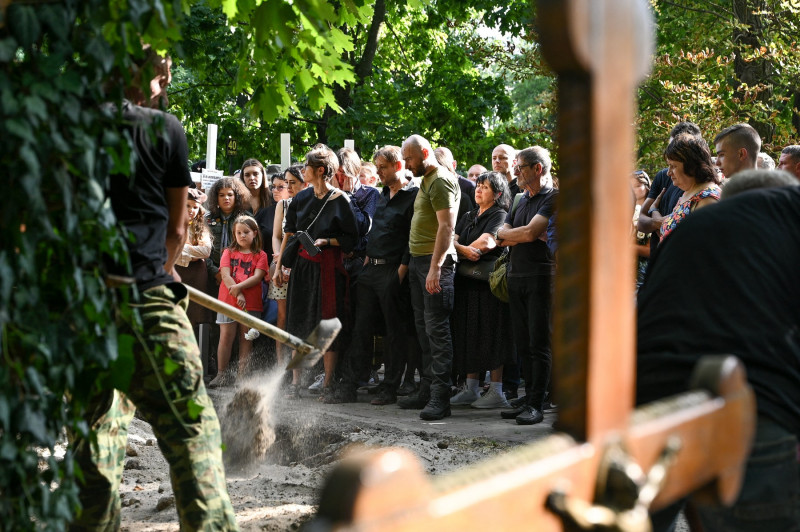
[185,285,340,369]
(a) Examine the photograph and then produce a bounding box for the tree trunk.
[732,0,775,143]
[315,0,388,146]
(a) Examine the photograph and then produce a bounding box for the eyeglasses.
[515,163,535,171]
[271,185,287,191]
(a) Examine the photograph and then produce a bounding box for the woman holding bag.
[450,171,514,409]
[272,144,359,400]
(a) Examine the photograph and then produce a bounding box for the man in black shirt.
[638,185,800,531]
[72,49,238,530]
[341,146,420,405]
[495,146,558,426]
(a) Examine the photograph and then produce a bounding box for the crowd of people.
[74,43,798,531]
[181,122,800,431]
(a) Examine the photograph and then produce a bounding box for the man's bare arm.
[497,213,549,244]
[165,186,189,279]
[425,207,456,294]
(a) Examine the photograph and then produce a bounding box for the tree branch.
[658,0,732,22]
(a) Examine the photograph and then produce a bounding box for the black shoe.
[396,380,417,396]
[509,396,527,408]
[542,392,558,411]
[371,388,397,405]
[397,388,429,409]
[420,395,451,420]
[515,406,544,425]
[500,404,527,419]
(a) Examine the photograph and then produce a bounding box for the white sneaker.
[308,373,325,394]
[450,385,480,405]
[471,387,511,409]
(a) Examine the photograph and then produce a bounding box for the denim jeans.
[507,274,553,410]
[409,255,455,397]
[652,417,800,532]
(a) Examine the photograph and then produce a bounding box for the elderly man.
[341,146,421,405]
[467,164,488,183]
[714,123,761,178]
[777,145,800,180]
[491,144,518,194]
[495,146,559,426]
[398,134,460,420]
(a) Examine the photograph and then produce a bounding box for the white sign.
[281,133,291,170]
[206,124,218,171]
[344,139,354,151]
[201,169,224,191]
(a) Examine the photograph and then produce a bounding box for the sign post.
[206,124,218,172]
[281,133,291,170]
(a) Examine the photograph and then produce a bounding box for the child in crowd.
[209,215,268,387]
[205,177,251,284]
[175,188,213,337]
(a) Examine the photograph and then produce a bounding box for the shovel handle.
[185,284,313,355]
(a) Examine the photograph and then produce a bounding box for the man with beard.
[398,134,460,420]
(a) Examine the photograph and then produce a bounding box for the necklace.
[314,186,329,199]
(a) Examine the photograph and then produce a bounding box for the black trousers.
[507,274,553,409]
[409,255,456,397]
[344,262,419,391]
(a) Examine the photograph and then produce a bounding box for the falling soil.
[115,365,543,531]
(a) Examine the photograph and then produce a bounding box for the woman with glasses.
[449,171,514,409]
[269,165,304,371]
[272,145,359,401]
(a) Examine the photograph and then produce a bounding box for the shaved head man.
[714,123,761,178]
[467,164,487,182]
[492,144,518,194]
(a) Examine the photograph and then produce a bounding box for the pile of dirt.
[119,372,523,531]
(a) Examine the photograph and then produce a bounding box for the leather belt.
[368,258,389,265]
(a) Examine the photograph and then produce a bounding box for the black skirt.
[451,274,512,375]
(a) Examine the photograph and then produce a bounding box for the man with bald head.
[492,144,518,195]
[714,123,761,178]
[398,134,460,420]
[777,145,800,180]
[467,164,487,183]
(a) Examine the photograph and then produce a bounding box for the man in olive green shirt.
[399,134,460,420]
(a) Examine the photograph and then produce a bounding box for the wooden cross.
[309,1,756,529]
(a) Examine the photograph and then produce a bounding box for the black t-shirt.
[505,186,558,276]
[646,168,682,251]
[365,182,418,264]
[107,101,192,290]
[637,186,800,437]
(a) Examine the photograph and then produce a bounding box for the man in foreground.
[71,48,238,530]
[637,182,800,531]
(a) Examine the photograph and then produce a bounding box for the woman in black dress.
[450,171,513,409]
[272,144,358,400]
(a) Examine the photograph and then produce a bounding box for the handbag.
[456,259,495,281]
[488,249,510,302]
[281,234,301,268]
[280,190,334,268]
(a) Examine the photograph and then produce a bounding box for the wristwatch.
[492,229,501,240]
[647,206,660,216]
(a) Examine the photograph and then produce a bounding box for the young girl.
[209,215,268,387]
[175,188,213,337]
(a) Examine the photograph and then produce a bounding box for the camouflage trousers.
[70,283,239,531]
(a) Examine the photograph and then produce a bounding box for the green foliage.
[635,0,800,172]
[0,0,186,528]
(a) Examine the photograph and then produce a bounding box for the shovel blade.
[286,318,342,370]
